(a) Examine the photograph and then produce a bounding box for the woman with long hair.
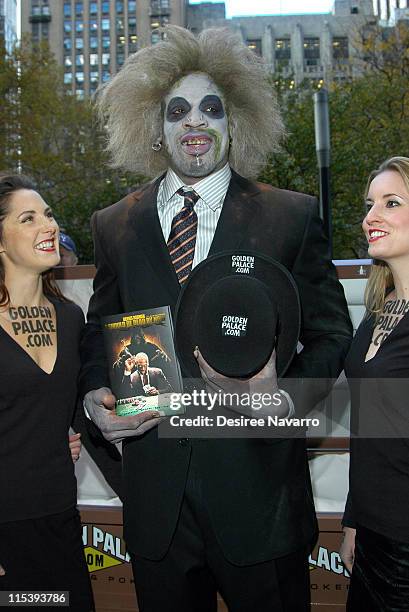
[340,156,409,610]
[0,174,93,611]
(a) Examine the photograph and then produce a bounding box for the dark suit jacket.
[80,170,352,564]
[130,367,172,395]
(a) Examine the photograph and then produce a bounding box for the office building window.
[102,52,110,65]
[90,70,99,83]
[150,15,168,29]
[129,33,137,52]
[102,70,110,82]
[275,38,291,60]
[64,73,73,84]
[151,0,170,10]
[32,22,39,39]
[128,1,136,12]
[64,56,72,67]
[76,21,84,32]
[303,37,320,60]
[64,2,71,17]
[89,2,97,15]
[64,37,72,51]
[102,1,109,14]
[246,39,261,55]
[117,53,125,67]
[116,1,124,13]
[76,54,84,66]
[151,30,161,44]
[90,36,98,49]
[128,16,136,33]
[75,37,84,50]
[89,20,98,32]
[76,71,84,82]
[64,21,72,33]
[102,36,110,49]
[101,18,110,30]
[75,2,83,17]
[76,89,85,99]
[332,37,349,60]
[90,53,99,65]
[41,22,49,37]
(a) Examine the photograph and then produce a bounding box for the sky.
[189,0,334,18]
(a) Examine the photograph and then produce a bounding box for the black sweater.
[0,300,84,523]
[343,313,409,542]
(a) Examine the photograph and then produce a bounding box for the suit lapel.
[127,171,261,303]
[209,171,261,256]
[128,176,180,304]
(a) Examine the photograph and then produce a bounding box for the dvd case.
[102,306,184,416]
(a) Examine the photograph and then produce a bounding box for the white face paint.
[163,73,229,184]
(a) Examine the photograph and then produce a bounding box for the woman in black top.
[0,174,93,611]
[340,156,409,610]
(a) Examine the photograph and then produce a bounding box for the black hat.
[175,251,301,379]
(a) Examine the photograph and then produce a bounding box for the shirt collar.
[159,164,232,212]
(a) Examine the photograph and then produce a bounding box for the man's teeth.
[182,139,209,146]
[35,240,54,250]
[370,231,387,238]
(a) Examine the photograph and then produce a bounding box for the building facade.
[21,0,187,97]
[0,0,17,53]
[21,0,403,96]
[373,0,409,21]
[187,1,225,34]
[192,0,376,85]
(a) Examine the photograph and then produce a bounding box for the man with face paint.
[80,26,352,611]
[163,73,229,182]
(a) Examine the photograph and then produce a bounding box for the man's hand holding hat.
[195,348,291,418]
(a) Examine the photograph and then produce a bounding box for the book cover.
[102,306,184,416]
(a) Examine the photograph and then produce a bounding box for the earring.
[152,140,162,152]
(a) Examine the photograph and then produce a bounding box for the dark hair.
[0,173,68,307]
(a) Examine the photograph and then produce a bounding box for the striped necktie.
[167,187,199,284]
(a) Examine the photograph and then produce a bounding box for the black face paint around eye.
[199,95,225,119]
[166,97,192,123]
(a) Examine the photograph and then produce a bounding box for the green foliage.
[0,39,143,263]
[259,23,409,259]
[1,25,409,261]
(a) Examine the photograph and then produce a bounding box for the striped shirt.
[157,164,232,269]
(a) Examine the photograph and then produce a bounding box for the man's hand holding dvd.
[84,386,163,444]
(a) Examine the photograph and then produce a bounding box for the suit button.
[178,438,190,447]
